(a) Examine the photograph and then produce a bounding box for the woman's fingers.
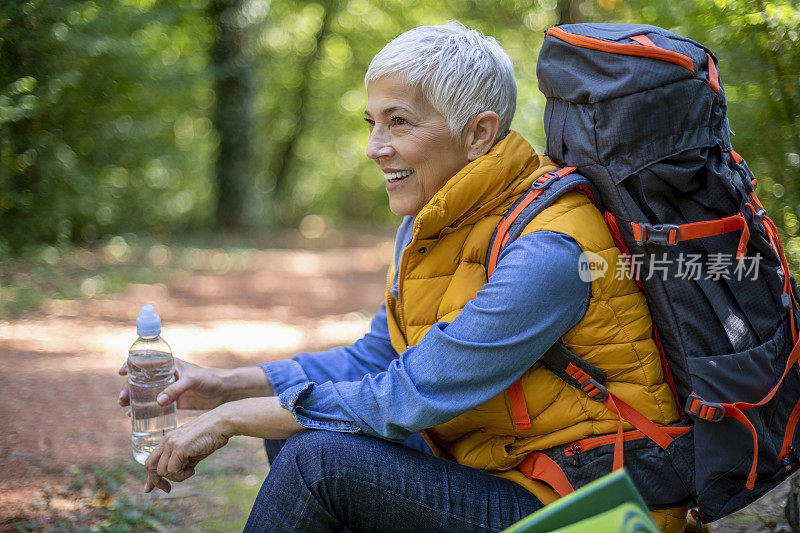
[151,433,196,482]
[167,448,187,477]
[144,445,172,493]
[156,373,196,406]
[118,363,130,407]
[141,408,230,493]
[152,476,171,493]
[145,468,171,493]
[157,443,173,478]
[144,476,171,493]
[118,386,130,407]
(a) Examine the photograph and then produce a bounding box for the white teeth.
[384,170,413,181]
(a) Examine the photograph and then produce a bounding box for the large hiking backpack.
[488,23,800,523]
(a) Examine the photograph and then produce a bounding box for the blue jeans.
[244,430,543,532]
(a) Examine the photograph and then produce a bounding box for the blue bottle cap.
[137,304,161,337]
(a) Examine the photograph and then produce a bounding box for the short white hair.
[365,21,516,138]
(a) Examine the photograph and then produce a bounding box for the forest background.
[3,0,799,278]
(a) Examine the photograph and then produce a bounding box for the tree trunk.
[556,0,585,25]
[270,2,335,205]
[210,0,256,231]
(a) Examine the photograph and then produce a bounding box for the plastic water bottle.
[128,304,177,464]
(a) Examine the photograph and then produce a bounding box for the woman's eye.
[391,117,407,126]
[364,118,374,128]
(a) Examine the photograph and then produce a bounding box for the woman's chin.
[387,196,421,218]
[386,177,420,216]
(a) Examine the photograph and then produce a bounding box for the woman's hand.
[143,397,304,493]
[143,409,231,493]
[119,359,273,413]
[119,358,227,411]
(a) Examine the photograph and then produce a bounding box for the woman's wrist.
[216,397,303,439]
[219,366,274,403]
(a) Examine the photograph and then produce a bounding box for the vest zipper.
[546,27,695,73]
[396,224,422,347]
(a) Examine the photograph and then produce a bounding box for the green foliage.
[0,237,172,316]
[0,0,216,255]
[0,0,563,252]
[2,0,799,260]
[61,462,178,533]
[249,0,558,226]
[0,229,341,317]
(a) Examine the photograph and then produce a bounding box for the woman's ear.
[465,111,501,162]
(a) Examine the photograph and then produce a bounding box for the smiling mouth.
[385,170,413,183]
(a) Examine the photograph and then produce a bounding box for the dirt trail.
[0,240,392,530]
[0,238,793,531]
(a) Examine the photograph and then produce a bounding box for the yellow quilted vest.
[384,131,683,530]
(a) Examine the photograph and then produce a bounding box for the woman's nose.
[366,130,394,160]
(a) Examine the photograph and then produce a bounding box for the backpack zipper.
[563,425,691,458]
[546,27,695,73]
[569,443,582,466]
[779,399,800,464]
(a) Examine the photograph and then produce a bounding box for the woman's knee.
[279,428,356,457]
[249,431,353,531]
[271,430,368,483]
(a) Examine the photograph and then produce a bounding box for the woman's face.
[365,75,471,217]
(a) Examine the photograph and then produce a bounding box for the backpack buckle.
[580,378,609,402]
[532,171,560,190]
[685,393,725,422]
[753,209,766,225]
[635,223,681,245]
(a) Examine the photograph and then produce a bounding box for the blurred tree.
[251,0,558,226]
[1,0,797,260]
[557,0,585,24]
[270,0,337,204]
[210,0,259,231]
[0,0,216,255]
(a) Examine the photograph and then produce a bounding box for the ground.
[0,235,392,532]
[0,235,794,532]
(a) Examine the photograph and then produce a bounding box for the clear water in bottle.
[128,305,177,464]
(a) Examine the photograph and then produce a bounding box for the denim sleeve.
[273,231,592,440]
[259,305,398,397]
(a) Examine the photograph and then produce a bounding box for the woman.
[119,22,685,531]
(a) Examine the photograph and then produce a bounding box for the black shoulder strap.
[484,168,600,274]
[540,342,607,388]
[485,167,607,396]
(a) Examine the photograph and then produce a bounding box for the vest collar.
[413,131,546,240]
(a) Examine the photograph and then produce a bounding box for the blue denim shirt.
[260,221,591,441]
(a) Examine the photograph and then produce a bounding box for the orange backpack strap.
[517,451,575,497]
[508,379,532,430]
[545,343,675,471]
[686,336,800,490]
[630,213,750,261]
[487,166,587,430]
